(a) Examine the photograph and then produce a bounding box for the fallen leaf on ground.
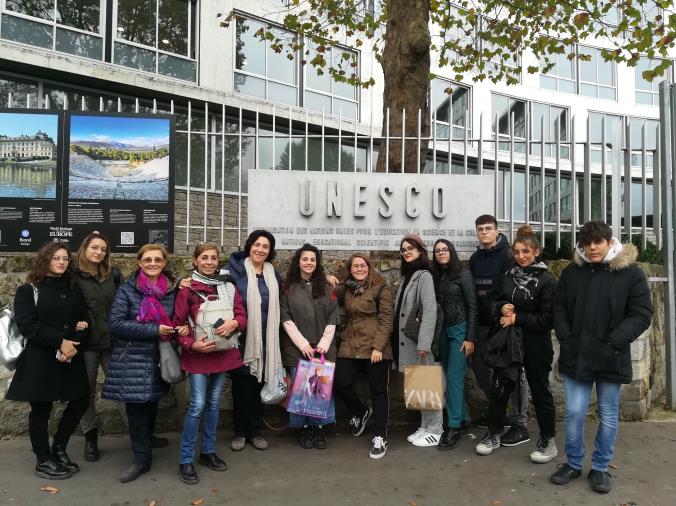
[408,500,417,506]
[148,501,157,506]
[40,486,59,494]
[609,464,618,469]
[191,499,204,506]
[211,488,219,494]
[490,501,502,506]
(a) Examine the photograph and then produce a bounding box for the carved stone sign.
[248,171,494,253]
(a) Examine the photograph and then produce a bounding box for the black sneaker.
[35,459,73,480]
[297,427,314,449]
[550,463,582,485]
[438,428,461,451]
[369,436,388,459]
[588,469,612,493]
[500,426,530,447]
[349,406,373,437]
[312,426,327,450]
[178,463,199,485]
[198,453,227,471]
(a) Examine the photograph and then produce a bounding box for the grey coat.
[393,270,437,371]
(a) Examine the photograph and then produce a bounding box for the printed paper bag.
[403,364,445,411]
[287,357,335,419]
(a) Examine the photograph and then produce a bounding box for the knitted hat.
[401,234,427,253]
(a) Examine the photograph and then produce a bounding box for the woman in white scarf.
[224,230,282,452]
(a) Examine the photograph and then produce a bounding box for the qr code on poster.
[120,232,135,245]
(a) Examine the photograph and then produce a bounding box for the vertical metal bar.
[494,114,499,217]
[659,81,676,410]
[237,107,243,248]
[385,108,390,173]
[641,122,648,251]
[611,118,622,240]
[99,96,104,112]
[584,115,592,221]
[624,117,632,243]
[135,98,139,113]
[540,116,545,248]
[321,108,325,172]
[7,92,12,108]
[289,107,293,171]
[203,102,208,242]
[64,92,68,111]
[186,101,192,246]
[272,105,276,170]
[81,95,86,111]
[304,109,309,171]
[338,108,342,172]
[353,107,358,172]
[255,104,260,170]
[369,103,374,172]
[570,115,577,249]
[555,120,561,249]
[432,110,437,174]
[153,99,157,114]
[525,114,531,225]
[417,109,421,173]
[478,112,484,175]
[601,116,607,221]
[117,97,122,113]
[463,123,468,174]
[654,125,662,250]
[401,108,406,173]
[221,103,225,247]
[509,112,515,241]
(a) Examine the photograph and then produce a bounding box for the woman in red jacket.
[171,243,247,485]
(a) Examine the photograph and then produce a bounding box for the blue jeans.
[288,366,336,428]
[440,322,469,429]
[562,374,622,472]
[180,372,226,464]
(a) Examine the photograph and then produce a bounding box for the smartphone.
[213,318,225,328]
[56,350,72,363]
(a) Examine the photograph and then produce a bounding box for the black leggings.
[29,397,89,462]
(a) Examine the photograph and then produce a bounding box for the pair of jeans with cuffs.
[180,372,227,464]
[562,374,621,472]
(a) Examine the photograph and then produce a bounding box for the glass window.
[114,0,197,82]
[430,78,471,140]
[304,46,359,118]
[1,1,103,59]
[540,46,576,94]
[589,112,623,164]
[0,74,39,108]
[635,58,669,106]
[630,118,658,168]
[530,102,569,159]
[578,46,616,100]
[491,94,526,153]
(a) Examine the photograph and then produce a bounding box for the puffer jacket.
[73,266,121,351]
[336,282,394,360]
[434,269,478,342]
[554,244,653,384]
[102,271,176,403]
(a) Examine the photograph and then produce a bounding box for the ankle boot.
[84,429,100,462]
[52,444,79,474]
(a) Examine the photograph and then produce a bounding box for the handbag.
[287,353,335,419]
[261,366,288,405]
[403,359,445,411]
[159,340,184,384]
[0,285,38,371]
[402,300,444,357]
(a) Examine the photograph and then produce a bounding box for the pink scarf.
[136,270,172,326]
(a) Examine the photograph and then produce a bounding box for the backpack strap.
[374,284,385,313]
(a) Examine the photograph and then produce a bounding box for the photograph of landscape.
[0,112,59,199]
[68,114,171,201]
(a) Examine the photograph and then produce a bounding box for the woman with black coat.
[6,242,90,480]
[102,243,187,483]
[475,225,558,464]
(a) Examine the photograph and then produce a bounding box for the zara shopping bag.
[403,362,445,411]
[287,355,335,419]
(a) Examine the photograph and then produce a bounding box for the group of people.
[5,215,653,494]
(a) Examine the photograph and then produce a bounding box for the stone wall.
[0,251,666,436]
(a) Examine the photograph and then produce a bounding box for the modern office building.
[0,1,668,250]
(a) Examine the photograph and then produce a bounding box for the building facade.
[0,131,56,160]
[0,1,668,251]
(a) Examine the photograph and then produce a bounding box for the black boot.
[84,429,100,462]
[119,462,151,483]
[438,428,461,451]
[35,459,73,480]
[52,444,80,473]
[178,463,199,485]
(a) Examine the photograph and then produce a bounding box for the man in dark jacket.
[469,214,530,446]
[550,221,652,494]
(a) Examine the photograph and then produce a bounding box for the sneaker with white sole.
[349,406,373,437]
[412,432,441,447]
[530,437,558,463]
[369,436,388,459]
[475,432,501,455]
[406,427,425,443]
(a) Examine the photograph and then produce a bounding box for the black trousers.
[333,358,390,438]
[230,366,263,438]
[488,334,556,438]
[29,397,89,463]
[125,401,159,466]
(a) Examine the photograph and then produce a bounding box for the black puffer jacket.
[434,269,478,342]
[554,244,653,384]
[470,233,513,325]
[492,262,557,344]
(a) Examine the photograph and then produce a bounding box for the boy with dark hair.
[550,220,652,493]
[469,214,530,446]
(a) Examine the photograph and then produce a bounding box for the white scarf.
[243,257,281,383]
[575,236,624,264]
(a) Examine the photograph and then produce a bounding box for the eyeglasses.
[434,248,450,255]
[476,226,496,233]
[400,246,417,255]
[141,257,165,264]
[51,255,70,262]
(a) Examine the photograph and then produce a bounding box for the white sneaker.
[407,427,425,443]
[369,436,388,459]
[530,437,558,464]
[475,432,501,455]
[412,431,441,447]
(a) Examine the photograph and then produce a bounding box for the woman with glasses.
[103,244,186,483]
[431,239,478,450]
[393,234,440,447]
[6,242,90,480]
[72,231,123,462]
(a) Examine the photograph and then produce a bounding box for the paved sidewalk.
[0,420,674,506]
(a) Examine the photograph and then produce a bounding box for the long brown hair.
[342,253,384,290]
[27,242,73,286]
[75,231,112,280]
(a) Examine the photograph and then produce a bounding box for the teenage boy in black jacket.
[469,214,530,446]
[550,221,652,494]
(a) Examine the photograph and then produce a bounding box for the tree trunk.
[376,0,431,173]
